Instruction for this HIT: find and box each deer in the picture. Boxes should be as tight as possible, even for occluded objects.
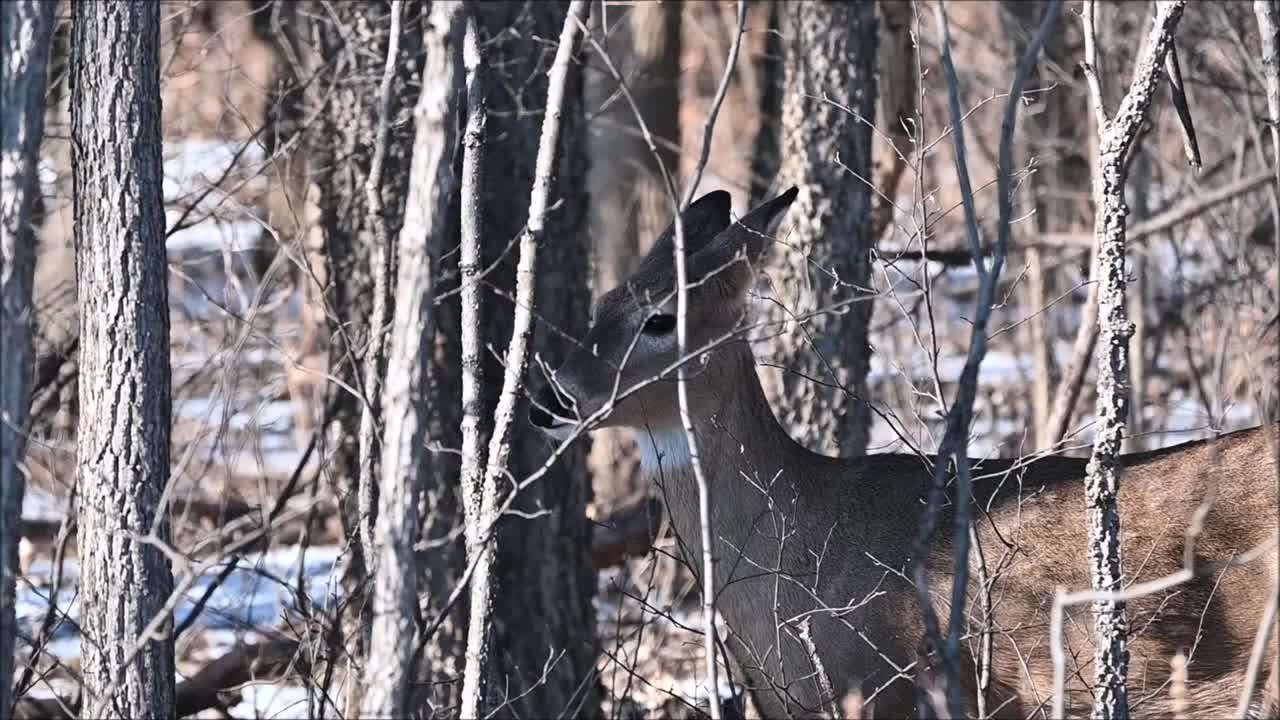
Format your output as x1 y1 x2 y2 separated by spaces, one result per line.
528 188 1280 718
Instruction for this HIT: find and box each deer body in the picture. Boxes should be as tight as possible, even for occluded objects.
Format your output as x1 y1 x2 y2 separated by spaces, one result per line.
531 189 1279 717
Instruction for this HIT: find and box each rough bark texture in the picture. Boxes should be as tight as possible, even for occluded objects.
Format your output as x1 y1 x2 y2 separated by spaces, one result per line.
759 1 879 457
0 3 55 717
70 2 176 716
361 3 465 717
470 2 598 715
1083 3 1186 717
585 0 682 512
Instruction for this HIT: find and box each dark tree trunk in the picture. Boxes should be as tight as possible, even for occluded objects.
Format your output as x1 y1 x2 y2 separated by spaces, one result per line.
470 2 599 715
1 3 56 717
758 1 879 457
70 2 175 716
749 0 783 205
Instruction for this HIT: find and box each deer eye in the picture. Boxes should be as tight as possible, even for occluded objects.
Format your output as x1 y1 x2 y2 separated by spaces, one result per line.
642 313 677 335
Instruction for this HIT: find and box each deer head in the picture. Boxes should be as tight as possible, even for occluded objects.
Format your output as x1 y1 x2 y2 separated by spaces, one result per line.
529 187 797 439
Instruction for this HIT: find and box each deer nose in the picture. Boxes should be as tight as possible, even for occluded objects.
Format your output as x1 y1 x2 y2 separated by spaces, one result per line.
529 384 572 429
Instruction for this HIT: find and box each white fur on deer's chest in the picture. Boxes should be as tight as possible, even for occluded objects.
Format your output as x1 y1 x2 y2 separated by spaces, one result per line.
635 427 692 477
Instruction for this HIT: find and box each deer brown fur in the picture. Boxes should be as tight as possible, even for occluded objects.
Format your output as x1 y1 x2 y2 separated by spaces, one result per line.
530 189 1280 718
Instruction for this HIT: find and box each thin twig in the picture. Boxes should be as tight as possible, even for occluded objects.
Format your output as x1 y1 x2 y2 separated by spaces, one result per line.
674 4 745 716
1235 577 1280 717
908 3 1060 716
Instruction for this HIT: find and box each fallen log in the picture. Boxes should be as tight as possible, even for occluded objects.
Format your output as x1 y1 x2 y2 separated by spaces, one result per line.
11 638 304 719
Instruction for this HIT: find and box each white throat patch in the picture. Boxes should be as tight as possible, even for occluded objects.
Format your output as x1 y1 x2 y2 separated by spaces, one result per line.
634 427 692 477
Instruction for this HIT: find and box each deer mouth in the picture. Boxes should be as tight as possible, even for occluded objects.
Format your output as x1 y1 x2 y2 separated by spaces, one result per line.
529 384 578 439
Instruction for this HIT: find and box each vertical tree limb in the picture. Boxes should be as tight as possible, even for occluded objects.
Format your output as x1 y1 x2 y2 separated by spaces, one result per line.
356 0 405 576
0 3 55 718
459 3 590 717
673 5 746 715
458 10 492 717
361 2 465 715
872 0 919 242
1078 2 1188 717
748 0 783 206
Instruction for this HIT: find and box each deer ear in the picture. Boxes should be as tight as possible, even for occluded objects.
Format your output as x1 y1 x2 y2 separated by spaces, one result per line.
689 186 797 295
637 190 732 274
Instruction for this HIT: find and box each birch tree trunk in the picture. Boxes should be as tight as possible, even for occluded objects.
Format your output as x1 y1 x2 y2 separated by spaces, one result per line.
0 3 55 717
758 0 879 457
71 2 175 716
361 2 465 717
468 2 598 715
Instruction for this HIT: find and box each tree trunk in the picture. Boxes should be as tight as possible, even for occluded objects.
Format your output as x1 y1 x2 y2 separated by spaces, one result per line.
307 3 424 710
70 2 175 716
470 2 598 715
758 1 879 457
362 3 466 716
0 3 56 717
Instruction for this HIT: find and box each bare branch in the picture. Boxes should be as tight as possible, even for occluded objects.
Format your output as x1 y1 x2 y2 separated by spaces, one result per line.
458 11 493 717
909 2 1059 716
1163 44 1201 170
356 0 403 603
1235 578 1280 717
674 5 745 717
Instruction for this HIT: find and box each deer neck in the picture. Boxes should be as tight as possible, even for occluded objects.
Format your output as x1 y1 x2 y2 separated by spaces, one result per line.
632 341 812 563
635 341 802 476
